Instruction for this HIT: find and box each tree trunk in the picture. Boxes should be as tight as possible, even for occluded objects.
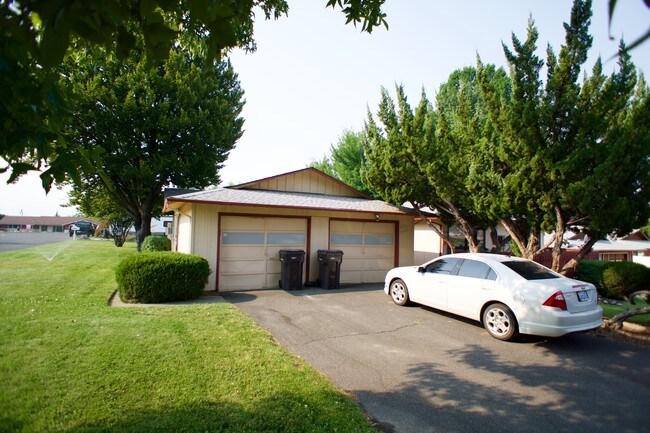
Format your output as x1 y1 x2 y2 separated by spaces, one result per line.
410 202 455 253
447 201 480 253
136 208 153 251
501 219 538 259
550 206 565 272
489 226 510 253
605 307 650 330
559 236 599 275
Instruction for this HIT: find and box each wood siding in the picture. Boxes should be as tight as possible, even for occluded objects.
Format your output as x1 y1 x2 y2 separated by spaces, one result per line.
244 170 360 197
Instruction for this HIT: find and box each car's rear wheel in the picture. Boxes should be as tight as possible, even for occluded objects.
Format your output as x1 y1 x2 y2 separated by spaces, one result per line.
483 303 518 341
390 279 410 306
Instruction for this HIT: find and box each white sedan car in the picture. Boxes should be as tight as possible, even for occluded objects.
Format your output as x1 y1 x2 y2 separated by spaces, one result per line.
384 253 602 341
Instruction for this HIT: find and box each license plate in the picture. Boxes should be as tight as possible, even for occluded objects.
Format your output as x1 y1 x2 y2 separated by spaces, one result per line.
577 290 589 302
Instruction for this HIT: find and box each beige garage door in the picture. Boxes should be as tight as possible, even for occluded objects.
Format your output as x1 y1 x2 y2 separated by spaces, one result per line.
219 216 307 291
330 220 395 284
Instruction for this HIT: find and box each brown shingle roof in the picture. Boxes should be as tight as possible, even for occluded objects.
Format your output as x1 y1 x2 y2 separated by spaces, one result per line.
0 216 97 226
166 188 413 215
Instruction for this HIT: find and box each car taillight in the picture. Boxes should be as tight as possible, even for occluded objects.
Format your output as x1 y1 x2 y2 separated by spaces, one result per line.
543 291 567 311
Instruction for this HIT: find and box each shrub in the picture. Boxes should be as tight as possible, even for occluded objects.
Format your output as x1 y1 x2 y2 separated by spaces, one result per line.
577 260 650 299
116 252 210 303
601 261 650 299
576 260 611 292
142 235 171 252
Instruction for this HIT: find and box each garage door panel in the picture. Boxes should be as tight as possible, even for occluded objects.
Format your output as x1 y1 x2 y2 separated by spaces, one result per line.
219 216 307 291
363 246 394 258
331 221 363 233
364 224 394 234
220 273 265 290
333 246 363 259
267 218 306 231
222 217 266 231
340 270 362 284
220 246 266 260
341 257 363 270
363 270 389 282
221 259 266 274
265 273 281 287
330 220 395 284
266 259 281 274
362 257 394 271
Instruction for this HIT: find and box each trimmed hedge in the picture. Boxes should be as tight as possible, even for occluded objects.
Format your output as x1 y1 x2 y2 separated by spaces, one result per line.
116 252 210 303
142 235 171 252
576 260 650 299
602 262 650 299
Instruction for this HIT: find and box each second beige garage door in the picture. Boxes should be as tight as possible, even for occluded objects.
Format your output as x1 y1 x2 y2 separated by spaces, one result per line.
219 216 307 291
330 220 396 284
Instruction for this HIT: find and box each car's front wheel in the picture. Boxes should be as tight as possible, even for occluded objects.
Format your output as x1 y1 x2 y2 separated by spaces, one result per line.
482 303 518 341
390 279 410 306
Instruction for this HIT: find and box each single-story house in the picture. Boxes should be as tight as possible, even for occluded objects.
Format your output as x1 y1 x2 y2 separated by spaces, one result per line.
163 168 416 291
0 215 98 233
565 230 650 266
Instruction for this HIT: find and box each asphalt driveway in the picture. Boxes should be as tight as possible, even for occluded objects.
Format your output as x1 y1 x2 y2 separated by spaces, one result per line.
222 285 650 433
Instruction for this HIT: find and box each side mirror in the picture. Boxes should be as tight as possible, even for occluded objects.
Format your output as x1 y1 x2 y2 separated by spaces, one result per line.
417 266 426 273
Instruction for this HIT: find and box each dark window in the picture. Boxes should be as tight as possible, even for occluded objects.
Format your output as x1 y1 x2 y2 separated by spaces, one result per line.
503 261 559 280
425 258 461 274
457 259 493 279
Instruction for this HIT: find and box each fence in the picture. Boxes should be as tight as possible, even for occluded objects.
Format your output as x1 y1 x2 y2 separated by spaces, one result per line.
533 250 600 277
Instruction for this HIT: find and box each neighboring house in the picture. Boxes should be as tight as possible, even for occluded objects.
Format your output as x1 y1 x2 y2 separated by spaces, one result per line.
0 215 98 233
414 218 512 263
163 168 416 291
414 216 445 264
591 232 650 268
565 230 650 267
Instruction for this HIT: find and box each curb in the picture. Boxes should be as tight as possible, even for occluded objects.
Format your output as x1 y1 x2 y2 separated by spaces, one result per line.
108 290 226 307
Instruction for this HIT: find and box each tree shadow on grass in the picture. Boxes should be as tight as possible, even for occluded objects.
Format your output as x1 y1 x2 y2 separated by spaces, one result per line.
42 390 378 433
354 338 650 433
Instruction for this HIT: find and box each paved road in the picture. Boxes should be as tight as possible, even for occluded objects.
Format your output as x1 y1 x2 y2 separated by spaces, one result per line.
0 231 71 252
223 286 650 433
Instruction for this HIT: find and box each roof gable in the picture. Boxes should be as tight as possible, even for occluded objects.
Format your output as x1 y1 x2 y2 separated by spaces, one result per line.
229 167 369 199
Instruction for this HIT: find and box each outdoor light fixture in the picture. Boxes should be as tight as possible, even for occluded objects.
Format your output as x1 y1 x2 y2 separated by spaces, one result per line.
375 213 381 221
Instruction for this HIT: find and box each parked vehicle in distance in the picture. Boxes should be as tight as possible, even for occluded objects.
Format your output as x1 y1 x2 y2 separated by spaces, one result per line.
70 221 96 237
384 253 602 341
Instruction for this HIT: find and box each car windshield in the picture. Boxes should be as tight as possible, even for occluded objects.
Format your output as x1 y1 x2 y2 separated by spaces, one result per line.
502 261 559 280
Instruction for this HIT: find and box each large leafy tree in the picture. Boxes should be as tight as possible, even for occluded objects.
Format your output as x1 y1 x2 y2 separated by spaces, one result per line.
1 0 387 187
310 129 374 196
61 46 244 250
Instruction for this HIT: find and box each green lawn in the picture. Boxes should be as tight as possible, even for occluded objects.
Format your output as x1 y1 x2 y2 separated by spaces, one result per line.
600 297 650 325
0 240 378 433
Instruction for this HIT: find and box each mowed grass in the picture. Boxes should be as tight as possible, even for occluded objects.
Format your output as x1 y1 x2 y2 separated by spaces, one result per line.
601 297 650 325
0 240 378 433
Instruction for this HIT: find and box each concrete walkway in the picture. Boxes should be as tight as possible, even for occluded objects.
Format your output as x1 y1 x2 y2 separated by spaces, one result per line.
108 290 226 307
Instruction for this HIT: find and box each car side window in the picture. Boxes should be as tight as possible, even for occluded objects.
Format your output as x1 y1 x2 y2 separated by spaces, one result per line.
425 258 460 274
456 259 496 280
486 269 497 281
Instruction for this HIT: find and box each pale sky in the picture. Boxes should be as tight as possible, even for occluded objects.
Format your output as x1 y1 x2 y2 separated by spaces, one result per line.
1 0 649 217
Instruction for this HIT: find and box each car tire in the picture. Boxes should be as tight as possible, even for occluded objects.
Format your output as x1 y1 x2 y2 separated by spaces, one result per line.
482 303 518 341
390 279 410 306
